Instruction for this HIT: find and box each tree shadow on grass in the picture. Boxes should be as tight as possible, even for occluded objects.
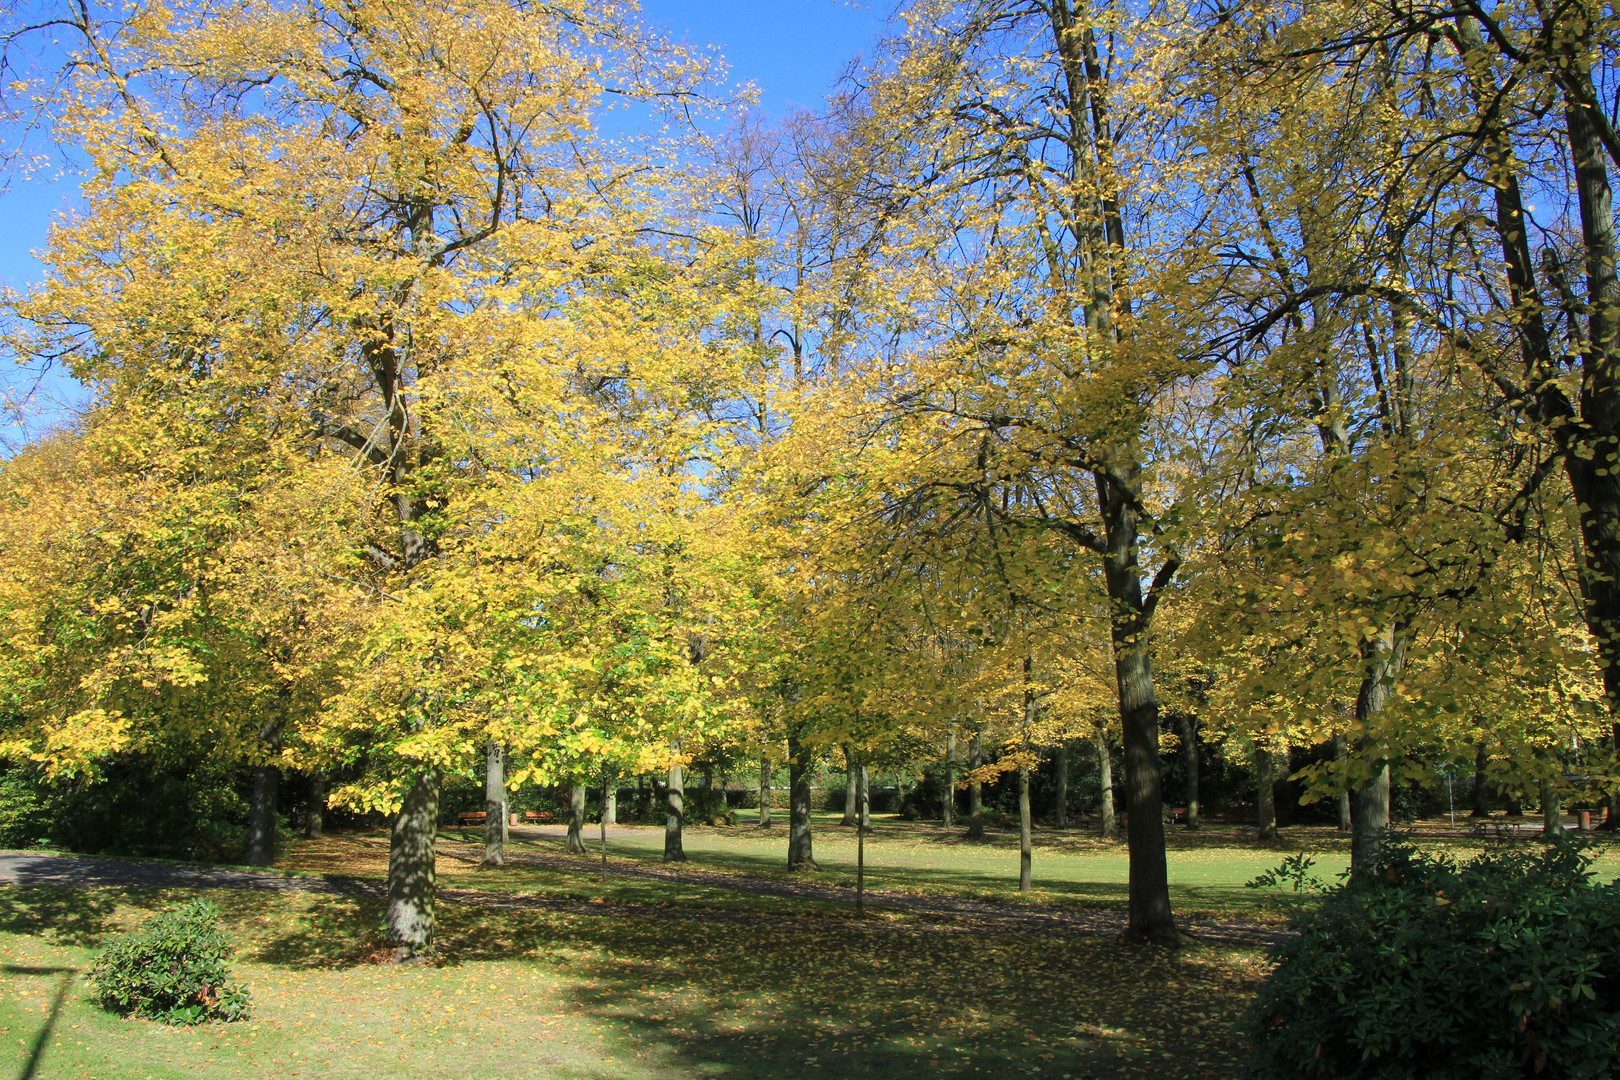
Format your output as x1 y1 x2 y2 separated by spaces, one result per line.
0 886 123 947
3 963 77 1080
577 842 1311 925
421 902 1264 1080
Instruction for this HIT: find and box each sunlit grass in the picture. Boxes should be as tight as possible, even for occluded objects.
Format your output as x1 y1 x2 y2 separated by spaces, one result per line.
0 882 1267 1080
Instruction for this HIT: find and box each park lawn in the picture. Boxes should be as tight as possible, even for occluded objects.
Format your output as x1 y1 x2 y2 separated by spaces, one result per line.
272 823 1322 922
572 814 1620 920
490 816 1352 922
0 881 1270 1080
279 833 855 917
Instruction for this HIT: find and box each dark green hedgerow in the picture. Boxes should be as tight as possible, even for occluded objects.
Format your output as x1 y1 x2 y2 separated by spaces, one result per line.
88 898 251 1025
1248 838 1620 1080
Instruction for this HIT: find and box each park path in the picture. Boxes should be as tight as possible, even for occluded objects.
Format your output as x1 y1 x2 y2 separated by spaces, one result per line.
0 844 1293 950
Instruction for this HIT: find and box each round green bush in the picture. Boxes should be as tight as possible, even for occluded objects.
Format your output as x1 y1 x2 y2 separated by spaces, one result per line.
88 899 251 1025
1248 838 1620 1079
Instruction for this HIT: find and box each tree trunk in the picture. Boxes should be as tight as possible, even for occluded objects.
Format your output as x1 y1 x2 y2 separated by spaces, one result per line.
1019 653 1035 892
567 784 586 854
966 732 985 838
1178 717 1199 830
663 761 686 862
1542 778 1563 836
304 771 325 840
786 732 817 870
483 742 506 866
758 749 773 828
855 763 868 916
1471 740 1492 818
1256 745 1277 840
858 763 870 831
1018 761 1032 892
386 768 439 960
1352 762 1392 872
1054 740 1070 828
245 713 283 868
1349 625 1409 876
604 779 617 827
1096 728 1116 839
841 747 858 826
600 768 611 881
1335 734 1352 833
942 733 957 828
1111 627 1175 942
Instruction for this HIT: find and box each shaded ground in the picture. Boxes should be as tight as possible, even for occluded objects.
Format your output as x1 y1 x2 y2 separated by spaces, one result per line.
0 847 1294 949
4 815 1602 1079
0 871 1269 1080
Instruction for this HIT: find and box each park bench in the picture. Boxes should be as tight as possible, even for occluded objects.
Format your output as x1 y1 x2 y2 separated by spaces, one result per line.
1170 806 1188 824
522 811 555 824
457 811 488 826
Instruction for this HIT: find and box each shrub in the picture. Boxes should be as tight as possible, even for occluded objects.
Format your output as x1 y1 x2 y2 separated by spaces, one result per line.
1248 837 1620 1079
88 899 251 1025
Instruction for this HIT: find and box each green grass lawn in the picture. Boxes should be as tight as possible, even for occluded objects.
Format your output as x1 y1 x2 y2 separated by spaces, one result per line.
583 813 1348 921
7 816 1613 1080
1 879 1268 1080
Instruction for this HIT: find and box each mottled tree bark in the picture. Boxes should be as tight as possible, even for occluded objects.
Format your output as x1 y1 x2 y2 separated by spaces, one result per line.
858 763 870 831
1018 761 1032 892
841 747 858 827
942 733 957 828
1256 745 1277 840
1178 717 1199 830
245 717 283 868
1542 779 1563 836
1019 654 1036 892
1352 763 1392 873
483 742 506 866
567 783 587 854
966 732 985 839
855 763 869 917
1335 734 1352 833
1350 625 1408 876
1096 729 1116 840
1471 740 1492 818
663 761 686 862
758 749 773 829
304 771 325 840
387 769 439 960
1112 631 1174 942
786 732 817 870
603 780 617 827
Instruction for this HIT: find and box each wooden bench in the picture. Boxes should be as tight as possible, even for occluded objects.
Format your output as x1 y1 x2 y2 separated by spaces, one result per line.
1170 806 1188 824
522 811 555 824
457 811 488 826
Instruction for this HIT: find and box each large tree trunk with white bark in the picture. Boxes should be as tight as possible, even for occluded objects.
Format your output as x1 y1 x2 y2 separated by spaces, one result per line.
387 769 439 961
483 742 506 866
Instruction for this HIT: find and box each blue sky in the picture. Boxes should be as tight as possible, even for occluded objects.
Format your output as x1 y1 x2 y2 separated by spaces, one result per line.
0 0 891 444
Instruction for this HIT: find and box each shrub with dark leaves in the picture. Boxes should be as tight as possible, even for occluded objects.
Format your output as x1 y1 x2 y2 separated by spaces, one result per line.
88 899 251 1025
1248 837 1620 1079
